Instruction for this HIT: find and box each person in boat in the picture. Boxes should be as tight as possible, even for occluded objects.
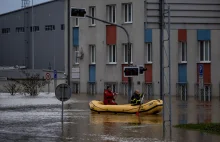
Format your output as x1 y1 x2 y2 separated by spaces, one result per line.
130 90 143 106
103 86 118 105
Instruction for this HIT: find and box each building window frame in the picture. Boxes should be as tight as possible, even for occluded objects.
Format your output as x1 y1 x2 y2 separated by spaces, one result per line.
74 46 79 64
89 6 96 26
90 45 96 64
179 41 187 63
199 40 211 63
123 43 133 64
75 18 79 27
122 3 133 23
146 43 152 63
106 5 116 24
107 45 117 64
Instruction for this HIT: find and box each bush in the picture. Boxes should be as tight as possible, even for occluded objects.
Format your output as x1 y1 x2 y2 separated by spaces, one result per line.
12 70 49 96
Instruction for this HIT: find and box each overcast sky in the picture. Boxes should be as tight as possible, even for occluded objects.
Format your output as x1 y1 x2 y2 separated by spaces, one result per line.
0 0 52 14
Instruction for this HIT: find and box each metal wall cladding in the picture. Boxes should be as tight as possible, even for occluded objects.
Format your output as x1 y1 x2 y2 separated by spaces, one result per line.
89 64 96 83
145 64 152 83
145 0 220 29
106 25 116 45
178 64 187 83
121 64 131 83
197 63 211 84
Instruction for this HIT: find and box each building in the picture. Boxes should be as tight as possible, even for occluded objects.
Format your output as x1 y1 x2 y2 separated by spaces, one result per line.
69 0 220 100
0 1 67 92
0 0 65 71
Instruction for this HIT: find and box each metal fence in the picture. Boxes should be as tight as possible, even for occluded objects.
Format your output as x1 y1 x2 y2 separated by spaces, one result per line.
176 83 188 101
194 83 212 101
119 82 134 96
104 82 118 93
87 82 97 95
72 81 80 94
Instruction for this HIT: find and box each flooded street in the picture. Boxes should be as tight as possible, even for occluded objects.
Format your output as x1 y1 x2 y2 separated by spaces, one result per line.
0 93 220 142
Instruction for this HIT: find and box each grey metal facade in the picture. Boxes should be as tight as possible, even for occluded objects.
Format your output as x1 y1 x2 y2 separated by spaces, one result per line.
0 1 65 71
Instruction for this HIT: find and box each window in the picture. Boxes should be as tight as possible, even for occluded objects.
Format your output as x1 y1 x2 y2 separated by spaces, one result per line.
106 5 116 23
30 26 40 32
16 27 25 33
179 42 187 62
199 41 211 62
74 46 79 64
2 28 10 34
124 43 133 63
75 18 79 27
90 45 96 64
146 43 152 63
45 25 55 31
108 45 117 64
89 6 96 26
122 3 132 23
104 82 118 93
61 24 65 30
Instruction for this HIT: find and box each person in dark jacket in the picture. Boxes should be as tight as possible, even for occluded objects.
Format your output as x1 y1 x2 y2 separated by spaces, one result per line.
130 90 143 106
103 86 118 105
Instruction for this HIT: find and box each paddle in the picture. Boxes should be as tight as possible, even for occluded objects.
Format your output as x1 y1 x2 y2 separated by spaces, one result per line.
136 93 144 116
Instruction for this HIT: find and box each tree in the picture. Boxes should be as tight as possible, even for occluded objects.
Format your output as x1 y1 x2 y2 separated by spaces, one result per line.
13 70 48 96
3 82 21 96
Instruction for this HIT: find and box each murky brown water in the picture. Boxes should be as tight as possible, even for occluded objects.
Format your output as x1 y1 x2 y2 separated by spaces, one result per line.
0 93 220 142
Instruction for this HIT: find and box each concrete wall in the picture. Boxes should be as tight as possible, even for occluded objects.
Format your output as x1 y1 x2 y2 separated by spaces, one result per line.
0 1 65 71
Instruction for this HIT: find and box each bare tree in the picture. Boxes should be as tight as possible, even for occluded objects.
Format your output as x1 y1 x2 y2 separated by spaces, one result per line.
13 70 48 96
3 82 21 96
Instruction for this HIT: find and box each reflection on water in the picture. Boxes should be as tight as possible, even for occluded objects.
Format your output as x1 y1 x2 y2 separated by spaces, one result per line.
0 93 220 142
90 113 163 125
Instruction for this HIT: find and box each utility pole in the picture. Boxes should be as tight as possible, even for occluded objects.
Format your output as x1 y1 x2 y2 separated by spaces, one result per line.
67 0 71 86
31 0 35 69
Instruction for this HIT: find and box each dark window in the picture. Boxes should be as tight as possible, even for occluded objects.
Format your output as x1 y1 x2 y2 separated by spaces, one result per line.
1 28 10 34
61 24 65 30
45 25 55 31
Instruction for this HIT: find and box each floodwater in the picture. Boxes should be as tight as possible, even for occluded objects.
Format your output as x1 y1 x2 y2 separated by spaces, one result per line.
0 93 220 142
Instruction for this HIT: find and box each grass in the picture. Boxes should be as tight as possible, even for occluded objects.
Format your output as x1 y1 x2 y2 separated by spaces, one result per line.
174 123 220 135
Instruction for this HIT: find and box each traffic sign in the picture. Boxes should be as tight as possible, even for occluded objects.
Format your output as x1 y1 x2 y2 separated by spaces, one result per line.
45 72 51 80
55 83 71 102
54 70 57 79
199 64 204 77
70 7 86 18
124 66 139 77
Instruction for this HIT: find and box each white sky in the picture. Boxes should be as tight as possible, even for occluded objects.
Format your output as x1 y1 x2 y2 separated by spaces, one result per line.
0 0 52 14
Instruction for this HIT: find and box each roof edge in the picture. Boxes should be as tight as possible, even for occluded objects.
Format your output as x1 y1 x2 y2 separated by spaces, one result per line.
0 0 59 17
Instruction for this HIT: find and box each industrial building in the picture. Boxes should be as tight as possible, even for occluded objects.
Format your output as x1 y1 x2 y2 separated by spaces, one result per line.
1 0 220 100
69 0 220 100
0 0 66 92
0 0 65 71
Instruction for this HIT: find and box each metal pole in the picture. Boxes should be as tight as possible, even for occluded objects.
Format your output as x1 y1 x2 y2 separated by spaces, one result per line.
67 0 71 85
32 0 35 69
62 87 64 125
128 43 132 103
85 15 131 103
168 5 172 135
160 0 165 135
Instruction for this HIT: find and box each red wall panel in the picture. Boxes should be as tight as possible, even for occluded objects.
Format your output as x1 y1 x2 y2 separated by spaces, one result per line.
122 64 128 82
106 25 116 45
178 29 187 42
197 63 211 84
145 64 152 83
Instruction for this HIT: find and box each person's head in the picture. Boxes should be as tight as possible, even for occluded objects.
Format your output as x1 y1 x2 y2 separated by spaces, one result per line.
135 89 140 94
107 86 112 91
